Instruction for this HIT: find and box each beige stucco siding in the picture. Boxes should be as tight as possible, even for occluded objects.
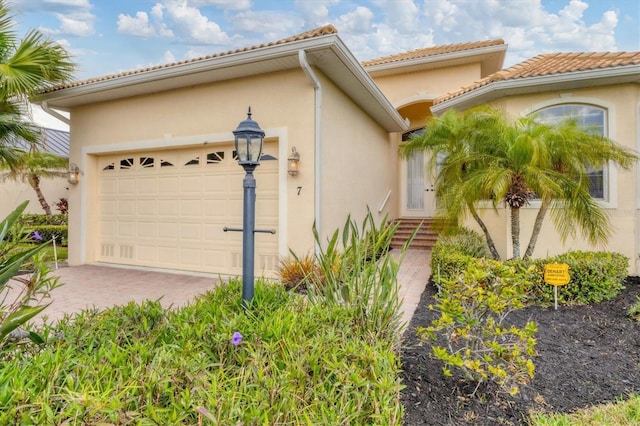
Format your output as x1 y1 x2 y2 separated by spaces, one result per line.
318 72 398 238
0 178 68 217
372 63 481 106
464 83 640 273
66 69 317 270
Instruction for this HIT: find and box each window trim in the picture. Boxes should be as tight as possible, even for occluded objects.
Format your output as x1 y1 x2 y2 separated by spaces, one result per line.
521 97 618 209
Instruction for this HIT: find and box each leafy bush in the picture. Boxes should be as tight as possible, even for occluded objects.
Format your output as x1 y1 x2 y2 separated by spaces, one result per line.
0 201 60 348
18 213 67 226
419 259 537 396
434 227 490 259
27 225 67 244
629 296 640 322
0 280 404 424
513 251 629 305
433 242 629 306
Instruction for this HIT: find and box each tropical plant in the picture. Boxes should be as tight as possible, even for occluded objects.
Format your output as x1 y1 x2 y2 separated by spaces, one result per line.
0 201 60 348
400 106 638 260
0 0 74 166
0 148 69 214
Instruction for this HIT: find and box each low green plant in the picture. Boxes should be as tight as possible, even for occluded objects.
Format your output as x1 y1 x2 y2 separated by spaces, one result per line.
517 251 629 305
629 296 640 322
419 259 537 396
0 201 60 348
18 213 68 226
433 227 490 259
529 394 640 425
303 210 408 346
0 280 404 424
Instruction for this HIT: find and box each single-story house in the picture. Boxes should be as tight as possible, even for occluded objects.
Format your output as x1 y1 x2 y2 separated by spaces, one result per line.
0 127 70 217
36 25 640 275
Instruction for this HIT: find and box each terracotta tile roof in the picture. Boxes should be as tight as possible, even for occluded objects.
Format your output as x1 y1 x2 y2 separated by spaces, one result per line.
435 51 640 105
43 25 338 93
361 39 505 67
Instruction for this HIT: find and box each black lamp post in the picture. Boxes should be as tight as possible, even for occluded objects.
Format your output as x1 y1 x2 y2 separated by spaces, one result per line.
233 107 265 308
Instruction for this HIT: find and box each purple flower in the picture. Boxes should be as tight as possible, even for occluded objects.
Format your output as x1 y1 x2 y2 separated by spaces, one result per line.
33 231 43 241
231 332 243 347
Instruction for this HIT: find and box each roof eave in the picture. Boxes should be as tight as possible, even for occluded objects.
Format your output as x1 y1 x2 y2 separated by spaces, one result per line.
364 44 507 77
431 65 640 115
37 33 407 133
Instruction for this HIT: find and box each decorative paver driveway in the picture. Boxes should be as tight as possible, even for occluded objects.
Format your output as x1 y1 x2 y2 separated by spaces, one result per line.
29 250 431 328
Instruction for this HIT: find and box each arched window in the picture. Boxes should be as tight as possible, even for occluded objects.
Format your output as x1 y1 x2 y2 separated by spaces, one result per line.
533 104 607 200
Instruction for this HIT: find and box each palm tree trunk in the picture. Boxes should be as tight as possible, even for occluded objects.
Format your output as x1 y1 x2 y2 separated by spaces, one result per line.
468 203 501 260
511 207 520 259
524 198 550 259
28 173 52 215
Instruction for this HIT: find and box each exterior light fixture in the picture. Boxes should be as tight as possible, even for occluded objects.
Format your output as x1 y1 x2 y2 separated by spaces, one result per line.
287 146 300 176
233 106 265 166
68 163 81 184
232 107 265 308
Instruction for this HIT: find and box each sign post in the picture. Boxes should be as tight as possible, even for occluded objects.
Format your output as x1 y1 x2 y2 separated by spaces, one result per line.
544 263 570 310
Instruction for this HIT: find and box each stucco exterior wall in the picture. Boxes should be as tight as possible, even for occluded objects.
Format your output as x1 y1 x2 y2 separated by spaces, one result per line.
318 72 399 240
66 69 317 267
464 83 640 274
371 63 481 106
0 178 68 217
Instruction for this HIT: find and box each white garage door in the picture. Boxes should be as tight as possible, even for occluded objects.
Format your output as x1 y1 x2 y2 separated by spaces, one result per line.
97 142 279 275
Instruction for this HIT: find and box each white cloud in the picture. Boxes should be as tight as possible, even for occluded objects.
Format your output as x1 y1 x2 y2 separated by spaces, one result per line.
117 7 174 38
294 0 339 26
233 10 303 36
189 0 251 10
55 13 93 36
336 6 375 34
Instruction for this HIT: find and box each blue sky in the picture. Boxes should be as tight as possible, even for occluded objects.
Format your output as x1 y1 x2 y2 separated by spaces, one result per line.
10 0 640 128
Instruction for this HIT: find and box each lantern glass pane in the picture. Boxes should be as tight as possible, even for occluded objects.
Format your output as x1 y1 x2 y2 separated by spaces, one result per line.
236 136 249 162
248 136 262 162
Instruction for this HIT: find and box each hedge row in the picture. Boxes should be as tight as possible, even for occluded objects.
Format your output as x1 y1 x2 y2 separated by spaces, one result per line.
27 225 67 245
18 214 67 226
431 236 628 305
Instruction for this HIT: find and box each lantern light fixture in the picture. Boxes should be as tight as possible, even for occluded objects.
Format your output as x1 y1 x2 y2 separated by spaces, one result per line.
287 147 300 176
68 163 81 184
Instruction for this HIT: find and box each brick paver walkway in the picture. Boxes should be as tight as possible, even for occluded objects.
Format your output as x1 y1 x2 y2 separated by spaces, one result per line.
24 250 431 330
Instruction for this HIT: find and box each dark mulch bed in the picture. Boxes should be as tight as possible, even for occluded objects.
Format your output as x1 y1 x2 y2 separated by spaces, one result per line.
400 277 640 425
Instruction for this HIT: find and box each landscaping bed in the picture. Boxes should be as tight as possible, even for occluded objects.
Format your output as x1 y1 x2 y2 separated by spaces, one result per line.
400 276 640 425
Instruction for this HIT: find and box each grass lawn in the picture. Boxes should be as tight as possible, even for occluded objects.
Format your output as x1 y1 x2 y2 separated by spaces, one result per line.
530 394 640 425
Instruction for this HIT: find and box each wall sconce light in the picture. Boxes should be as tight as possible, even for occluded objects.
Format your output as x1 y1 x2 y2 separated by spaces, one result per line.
287 147 300 176
68 163 81 184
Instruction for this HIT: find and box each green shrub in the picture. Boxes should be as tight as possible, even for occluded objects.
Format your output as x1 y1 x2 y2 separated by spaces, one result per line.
27 225 67 244
434 227 490 259
0 280 404 424
515 251 629 305
628 296 640 322
18 213 67 226
434 242 629 306
419 259 537 396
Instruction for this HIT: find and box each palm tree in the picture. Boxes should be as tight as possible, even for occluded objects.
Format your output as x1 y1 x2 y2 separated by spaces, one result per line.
0 146 68 215
400 106 637 260
0 0 74 165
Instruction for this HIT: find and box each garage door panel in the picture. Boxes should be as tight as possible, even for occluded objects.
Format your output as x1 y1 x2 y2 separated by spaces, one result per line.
158 222 178 239
180 223 202 241
136 222 156 238
203 175 229 192
158 200 179 216
118 200 136 216
138 200 156 216
158 176 180 193
100 179 117 194
97 143 279 275
118 178 137 194
138 178 157 194
118 221 136 238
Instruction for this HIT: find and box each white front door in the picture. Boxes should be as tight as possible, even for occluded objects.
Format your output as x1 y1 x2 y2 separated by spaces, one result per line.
402 151 434 217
